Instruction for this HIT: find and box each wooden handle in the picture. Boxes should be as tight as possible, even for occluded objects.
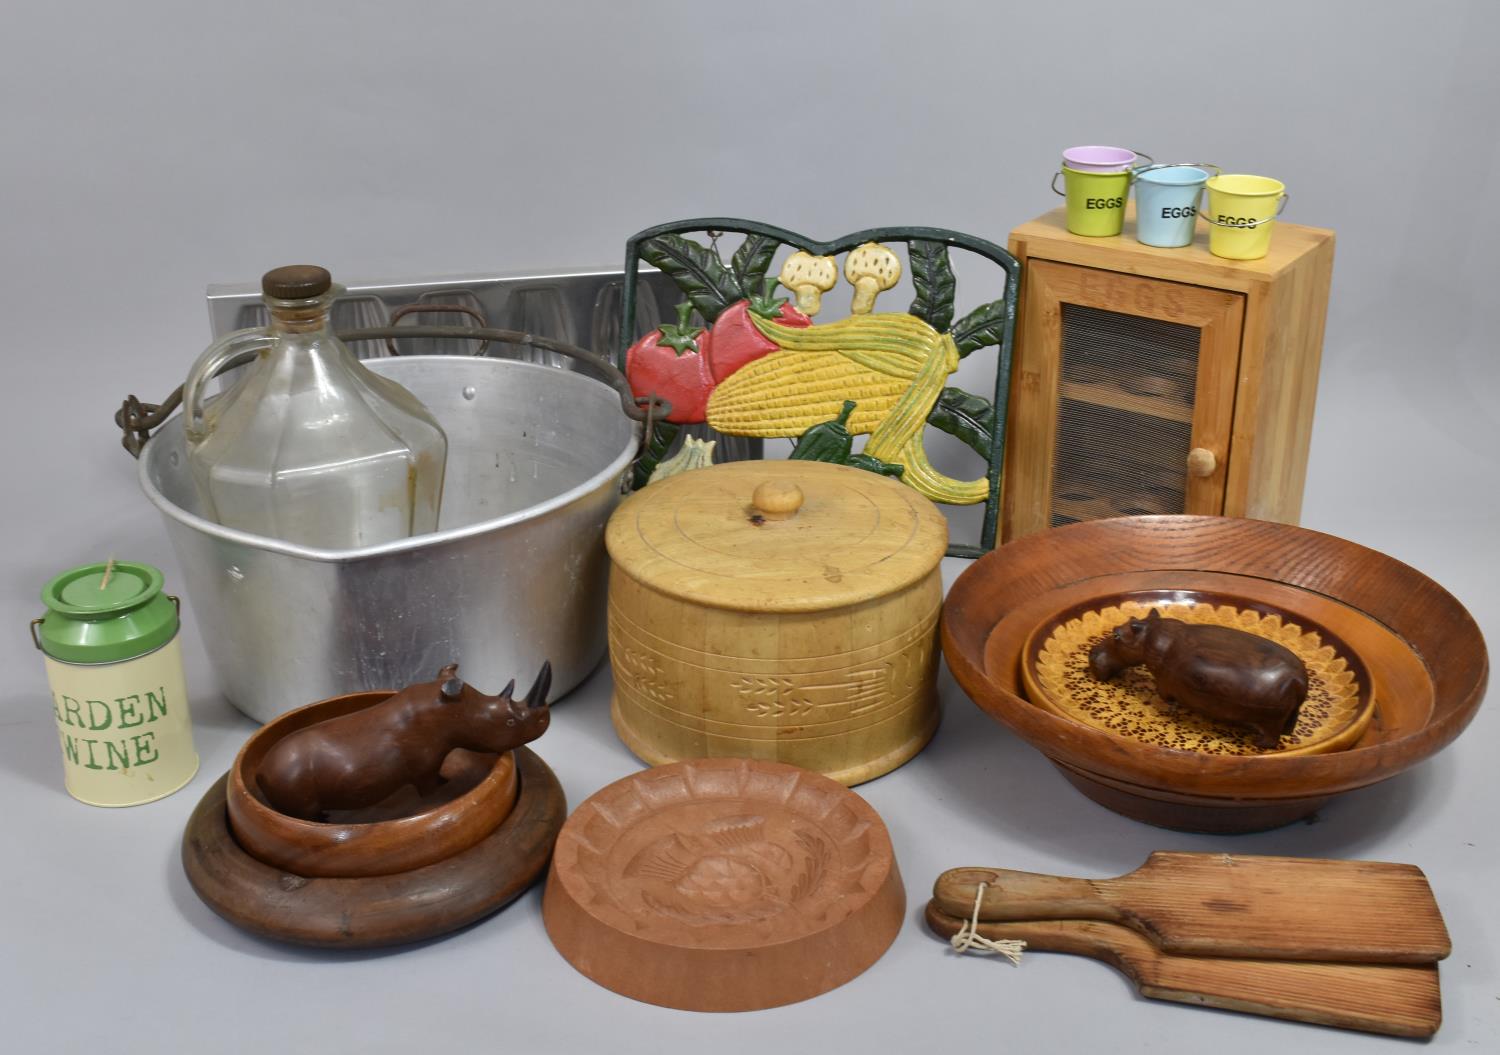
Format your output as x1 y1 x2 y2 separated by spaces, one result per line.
1186 447 1217 477
752 480 804 520
933 866 1115 924
924 901 1121 961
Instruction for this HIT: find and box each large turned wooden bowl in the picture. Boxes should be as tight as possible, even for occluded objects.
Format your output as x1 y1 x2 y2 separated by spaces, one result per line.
226 691 519 878
941 516 1488 832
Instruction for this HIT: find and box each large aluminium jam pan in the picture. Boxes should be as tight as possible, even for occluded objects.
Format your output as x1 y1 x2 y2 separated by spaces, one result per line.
138 355 638 723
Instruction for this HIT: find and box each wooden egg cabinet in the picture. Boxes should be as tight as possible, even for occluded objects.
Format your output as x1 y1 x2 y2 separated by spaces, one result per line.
1001 207 1335 540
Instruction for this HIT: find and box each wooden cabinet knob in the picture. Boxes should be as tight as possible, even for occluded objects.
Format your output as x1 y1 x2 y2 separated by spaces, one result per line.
752 481 804 520
1187 448 1218 478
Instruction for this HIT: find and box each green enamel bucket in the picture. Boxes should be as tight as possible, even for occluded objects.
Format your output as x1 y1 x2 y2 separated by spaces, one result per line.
1052 165 1131 237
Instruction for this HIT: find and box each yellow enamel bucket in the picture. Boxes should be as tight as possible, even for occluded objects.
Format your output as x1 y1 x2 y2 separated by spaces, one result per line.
1203 174 1288 260
1052 165 1132 237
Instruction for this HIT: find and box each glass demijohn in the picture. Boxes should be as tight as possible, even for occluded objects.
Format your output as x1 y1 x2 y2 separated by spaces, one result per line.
183 265 447 548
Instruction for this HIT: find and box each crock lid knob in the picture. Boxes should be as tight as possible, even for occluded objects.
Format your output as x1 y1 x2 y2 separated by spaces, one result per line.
752 481 804 521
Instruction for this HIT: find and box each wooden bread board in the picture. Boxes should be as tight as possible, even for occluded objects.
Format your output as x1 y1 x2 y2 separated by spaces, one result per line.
924 902 1440 1038
933 853 1449 964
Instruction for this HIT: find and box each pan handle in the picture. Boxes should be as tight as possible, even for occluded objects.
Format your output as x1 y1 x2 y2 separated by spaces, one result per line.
115 324 671 459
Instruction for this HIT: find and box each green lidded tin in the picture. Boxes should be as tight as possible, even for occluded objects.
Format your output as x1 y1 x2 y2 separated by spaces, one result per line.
32 560 198 807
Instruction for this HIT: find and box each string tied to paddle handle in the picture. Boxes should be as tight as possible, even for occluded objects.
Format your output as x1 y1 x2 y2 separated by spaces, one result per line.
949 881 1025 965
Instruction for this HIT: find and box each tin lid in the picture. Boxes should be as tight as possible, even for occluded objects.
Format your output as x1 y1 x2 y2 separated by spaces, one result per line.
606 460 947 612
36 561 178 664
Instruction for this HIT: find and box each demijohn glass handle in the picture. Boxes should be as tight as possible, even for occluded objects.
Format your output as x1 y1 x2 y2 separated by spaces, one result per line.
181 328 276 440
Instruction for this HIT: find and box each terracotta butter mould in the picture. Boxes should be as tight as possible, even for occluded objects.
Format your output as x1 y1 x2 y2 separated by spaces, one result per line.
543 757 904 1011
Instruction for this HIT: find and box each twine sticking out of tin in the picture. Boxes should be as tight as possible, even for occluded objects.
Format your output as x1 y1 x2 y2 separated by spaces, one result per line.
98 558 116 591
949 882 1026 965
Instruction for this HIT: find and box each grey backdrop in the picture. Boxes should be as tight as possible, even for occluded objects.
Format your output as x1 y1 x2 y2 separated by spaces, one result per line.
2 2 1496 1052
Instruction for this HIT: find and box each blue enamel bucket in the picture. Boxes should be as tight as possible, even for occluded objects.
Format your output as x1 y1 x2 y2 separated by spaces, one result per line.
1133 164 1218 248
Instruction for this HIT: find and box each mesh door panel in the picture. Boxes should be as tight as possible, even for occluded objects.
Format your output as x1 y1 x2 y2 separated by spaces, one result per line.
1052 304 1201 527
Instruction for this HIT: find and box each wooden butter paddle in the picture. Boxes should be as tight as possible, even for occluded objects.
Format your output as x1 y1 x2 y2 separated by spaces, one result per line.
924 902 1441 1038
933 853 1449 964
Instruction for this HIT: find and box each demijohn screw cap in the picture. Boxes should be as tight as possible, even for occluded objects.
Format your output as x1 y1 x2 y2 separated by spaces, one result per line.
262 265 332 299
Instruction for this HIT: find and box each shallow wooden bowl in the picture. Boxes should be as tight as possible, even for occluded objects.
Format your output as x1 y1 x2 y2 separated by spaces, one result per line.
227 691 518 878
543 757 904 1011
184 747 565 948
941 516 1488 832
1020 591 1376 758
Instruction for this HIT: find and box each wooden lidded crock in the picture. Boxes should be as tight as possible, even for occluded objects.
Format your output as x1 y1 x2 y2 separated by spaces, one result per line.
605 459 947 785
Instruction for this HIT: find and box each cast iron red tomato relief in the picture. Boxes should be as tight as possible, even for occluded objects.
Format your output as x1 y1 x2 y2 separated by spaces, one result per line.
705 277 811 383
626 302 715 424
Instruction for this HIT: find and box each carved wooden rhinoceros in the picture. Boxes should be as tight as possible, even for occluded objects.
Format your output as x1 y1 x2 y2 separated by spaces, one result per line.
256 661 551 820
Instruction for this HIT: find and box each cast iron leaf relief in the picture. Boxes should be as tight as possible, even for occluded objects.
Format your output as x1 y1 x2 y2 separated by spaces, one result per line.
949 295 1012 359
907 239 957 334
637 234 744 325
730 234 780 298
927 387 998 459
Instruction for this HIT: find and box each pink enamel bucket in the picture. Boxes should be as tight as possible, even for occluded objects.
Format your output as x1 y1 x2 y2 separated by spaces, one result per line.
1061 145 1152 174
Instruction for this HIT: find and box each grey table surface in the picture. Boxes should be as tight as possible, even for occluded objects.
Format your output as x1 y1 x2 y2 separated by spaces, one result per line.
3 374 1496 1054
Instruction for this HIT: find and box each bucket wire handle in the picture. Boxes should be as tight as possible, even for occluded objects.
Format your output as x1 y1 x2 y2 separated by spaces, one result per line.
1050 171 1066 196
1134 162 1220 178
1199 192 1289 228
1124 150 1156 179
117 325 671 458
29 617 44 651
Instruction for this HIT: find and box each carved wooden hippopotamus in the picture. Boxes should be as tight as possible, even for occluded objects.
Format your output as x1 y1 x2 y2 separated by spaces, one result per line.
1087 609 1308 749
256 661 552 820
